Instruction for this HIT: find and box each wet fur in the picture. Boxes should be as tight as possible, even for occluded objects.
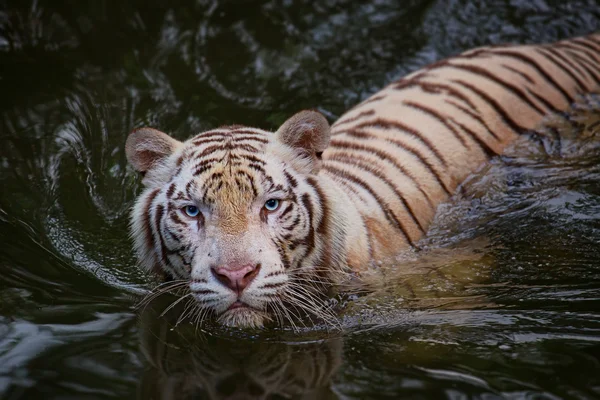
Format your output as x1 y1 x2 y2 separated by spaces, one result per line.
127 33 600 328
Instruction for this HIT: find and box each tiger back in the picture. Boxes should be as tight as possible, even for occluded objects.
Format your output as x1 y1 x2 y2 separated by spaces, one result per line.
326 33 600 262
126 33 600 329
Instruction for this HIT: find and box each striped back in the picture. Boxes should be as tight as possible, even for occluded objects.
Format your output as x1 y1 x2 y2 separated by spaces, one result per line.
322 33 600 260
127 33 600 329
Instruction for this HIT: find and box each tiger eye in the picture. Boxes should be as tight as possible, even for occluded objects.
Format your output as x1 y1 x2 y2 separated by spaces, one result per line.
264 199 280 212
184 205 200 217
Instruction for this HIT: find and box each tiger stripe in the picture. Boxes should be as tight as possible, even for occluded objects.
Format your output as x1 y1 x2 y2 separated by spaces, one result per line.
322 32 600 259
127 33 600 328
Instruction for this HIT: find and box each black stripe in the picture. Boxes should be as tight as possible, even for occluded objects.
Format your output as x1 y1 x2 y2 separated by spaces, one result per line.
450 118 498 157
264 270 285 278
534 47 586 93
192 131 230 143
193 142 260 160
442 113 498 158
574 37 600 53
306 177 331 235
242 154 266 165
403 100 469 147
544 46 594 89
172 191 185 201
329 136 453 195
446 99 502 142
559 41 600 63
525 87 560 113
274 239 292 269
501 63 535 84
353 118 449 167
393 79 422 91
154 203 179 279
261 174 276 192
279 203 294 219
329 176 370 203
166 183 177 198
287 214 301 231
143 189 161 260
256 282 286 290
246 163 266 175
232 135 269 144
191 289 218 295
328 150 438 208
326 156 428 232
558 47 600 87
490 49 575 104
283 170 298 188
233 131 269 143
185 181 196 198
447 63 548 116
193 162 215 176
322 164 414 245
300 193 316 258
176 151 189 167
451 78 526 133
154 204 169 262
229 129 268 136
411 80 503 141
236 170 259 198
305 178 335 270
192 156 221 165
194 144 227 159
169 211 186 226
333 109 376 128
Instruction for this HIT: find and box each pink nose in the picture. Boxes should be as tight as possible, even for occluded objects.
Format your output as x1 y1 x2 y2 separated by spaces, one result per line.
212 264 261 294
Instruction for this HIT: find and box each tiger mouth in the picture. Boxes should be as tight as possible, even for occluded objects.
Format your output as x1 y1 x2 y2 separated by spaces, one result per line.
227 300 249 311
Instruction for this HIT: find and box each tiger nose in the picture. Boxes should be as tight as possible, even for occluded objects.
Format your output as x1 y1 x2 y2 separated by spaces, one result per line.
212 264 261 294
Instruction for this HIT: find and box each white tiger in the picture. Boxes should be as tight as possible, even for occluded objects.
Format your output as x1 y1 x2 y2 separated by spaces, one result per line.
126 33 600 328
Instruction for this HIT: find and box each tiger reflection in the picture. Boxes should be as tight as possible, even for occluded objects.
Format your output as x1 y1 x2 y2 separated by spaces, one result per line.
137 298 342 400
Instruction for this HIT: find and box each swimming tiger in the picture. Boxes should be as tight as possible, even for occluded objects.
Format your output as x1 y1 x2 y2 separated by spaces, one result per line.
126 33 600 329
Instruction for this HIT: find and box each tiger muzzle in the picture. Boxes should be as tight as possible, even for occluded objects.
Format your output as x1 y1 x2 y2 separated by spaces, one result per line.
211 263 261 295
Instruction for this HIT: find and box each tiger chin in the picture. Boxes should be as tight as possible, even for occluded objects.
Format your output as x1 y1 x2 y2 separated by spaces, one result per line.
126 33 600 329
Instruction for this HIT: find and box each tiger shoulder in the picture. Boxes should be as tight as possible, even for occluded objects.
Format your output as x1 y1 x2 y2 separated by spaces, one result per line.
126 33 600 328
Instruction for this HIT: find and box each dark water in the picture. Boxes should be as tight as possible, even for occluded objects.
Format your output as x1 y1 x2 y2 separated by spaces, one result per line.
2 1 600 398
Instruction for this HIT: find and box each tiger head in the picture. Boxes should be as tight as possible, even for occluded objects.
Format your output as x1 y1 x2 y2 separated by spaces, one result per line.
126 111 350 329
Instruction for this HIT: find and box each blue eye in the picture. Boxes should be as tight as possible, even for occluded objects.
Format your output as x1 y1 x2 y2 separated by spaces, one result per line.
184 205 200 217
264 199 280 212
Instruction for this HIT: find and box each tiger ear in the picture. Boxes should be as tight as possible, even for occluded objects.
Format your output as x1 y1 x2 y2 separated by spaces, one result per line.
275 110 330 172
126 128 182 173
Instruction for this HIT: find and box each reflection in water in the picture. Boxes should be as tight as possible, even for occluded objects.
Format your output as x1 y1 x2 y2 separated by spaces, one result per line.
138 298 342 400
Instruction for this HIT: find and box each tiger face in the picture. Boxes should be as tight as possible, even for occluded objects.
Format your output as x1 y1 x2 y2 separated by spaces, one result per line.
126 111 348 328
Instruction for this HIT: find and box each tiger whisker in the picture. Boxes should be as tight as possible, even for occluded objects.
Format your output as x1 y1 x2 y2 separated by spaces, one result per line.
160 292 193 317
284 283 340 328
176 297 198 326
277 298 303 331
136 280 189 309
193 304 207 334
273 297 296 331
288 289 340 327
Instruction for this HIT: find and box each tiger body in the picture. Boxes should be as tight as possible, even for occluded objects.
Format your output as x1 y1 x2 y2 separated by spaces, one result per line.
127 33 600 328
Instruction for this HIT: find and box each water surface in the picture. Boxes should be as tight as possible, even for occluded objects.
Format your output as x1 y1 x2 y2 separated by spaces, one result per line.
1 1 600 398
